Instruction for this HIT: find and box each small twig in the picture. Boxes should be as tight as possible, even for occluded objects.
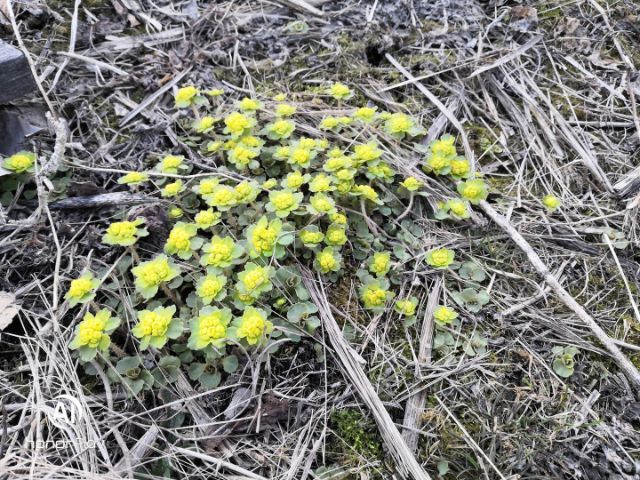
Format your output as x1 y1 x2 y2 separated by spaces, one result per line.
480 200 640 391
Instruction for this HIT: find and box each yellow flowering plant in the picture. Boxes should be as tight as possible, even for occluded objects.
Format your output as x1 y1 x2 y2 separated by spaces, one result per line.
201 236 244 269
69 310 120 361
229 307 274 346
236 263 274 301
194 208 221 230
433 305 458 325
426 248 456 269
132 305 183 350
131 254 181 299
267 189 303 218
359 276 394 312
3 151 36 174
368 251 391 277
175 86 203 108
164 222 202 259
65 272 100 307
328 82 353 101
74 84 503 402
188 307 232 350
458 179 488 204
102 218 148 246
394 297 418 317
118 171 149 186
161 180 186 198
542 194 561 211
246 216 291 259
159 155 186 174
195 272 228 304
314 247 342 274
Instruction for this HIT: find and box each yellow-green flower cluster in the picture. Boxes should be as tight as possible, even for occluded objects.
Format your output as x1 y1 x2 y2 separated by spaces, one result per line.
368 251 391 277
3 151 36 174
165 222 200 259
69 310 120 361
196 273 227 304
314 247 342 274
247 216 283 258
433 305 458 325
542 194 561 211
103 218 148 246
201 236 244 269
131 254 181 299
231 307 274 345
118 171 149 186
395 297 418 317
426 248 455 269
132 305 183 350
236 263 274 302
359 277 394 311
267 189 303 218
65 272 100 307
188 307 231 350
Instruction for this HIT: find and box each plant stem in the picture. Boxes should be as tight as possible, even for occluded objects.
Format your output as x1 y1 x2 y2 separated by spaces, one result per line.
161 283 184 308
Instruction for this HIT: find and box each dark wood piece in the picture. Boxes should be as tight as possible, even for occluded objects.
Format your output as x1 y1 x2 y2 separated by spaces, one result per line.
0 40 36 104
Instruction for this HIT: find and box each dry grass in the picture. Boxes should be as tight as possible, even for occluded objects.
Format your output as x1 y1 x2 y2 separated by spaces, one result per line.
1 0 640 479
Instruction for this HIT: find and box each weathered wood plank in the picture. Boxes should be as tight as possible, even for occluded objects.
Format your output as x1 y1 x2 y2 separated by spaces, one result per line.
0 40 36 103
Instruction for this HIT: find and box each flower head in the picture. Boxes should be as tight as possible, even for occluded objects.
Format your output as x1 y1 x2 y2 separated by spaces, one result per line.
457 179 488 204
433 305 458 325
275 103 297 117
429 136 457 159
201 236 244 269
132 305 182 350
204 185 238 211
231 307 274 345
161 180 185 198
194 116 216 133
234 181 260 204
69 309 120 361
238 97 262 112
227 144 259 170
423 154 451 176
328 82 352 101
118 171 149 185
401 176 422 191
196 273 228 304
282 170 309 190
324 223 347 246
267 189 302 218
207 88 224 97
103 218 148 246
165 222 199 259
359 277 394 311
351 184 381 204
169 207 183 219
247 216 283 258
384 113 414 138
395 298 418 317
131 254 181 299
188 307 231 350
368 251 391 277
353 106 378 123
3 151 36 174
194 208 221 229
450 158 471 179
352 142 382 164
425 248 455 269
65 272 100 307
236 263 274 300
314 247 342 274
308 193 337 216
193 177 220 196
266 119 295 140
542 194 561 211
288 146 314 169
224 111 256 138
309 173 334 193
175 86 200 108
299 226 324 247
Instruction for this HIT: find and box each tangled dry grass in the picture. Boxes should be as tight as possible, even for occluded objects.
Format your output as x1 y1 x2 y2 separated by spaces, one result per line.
1 0 640 479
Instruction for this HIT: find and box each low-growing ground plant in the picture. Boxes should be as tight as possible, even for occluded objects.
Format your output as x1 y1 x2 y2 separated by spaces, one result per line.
59 83 512 403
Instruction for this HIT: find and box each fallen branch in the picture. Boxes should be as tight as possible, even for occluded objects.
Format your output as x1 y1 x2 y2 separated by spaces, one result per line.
304 273 432 480
480 200 640 391
401 278 441 452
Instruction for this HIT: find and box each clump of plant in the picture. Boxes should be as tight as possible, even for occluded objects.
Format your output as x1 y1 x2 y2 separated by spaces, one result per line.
62 83 501 396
